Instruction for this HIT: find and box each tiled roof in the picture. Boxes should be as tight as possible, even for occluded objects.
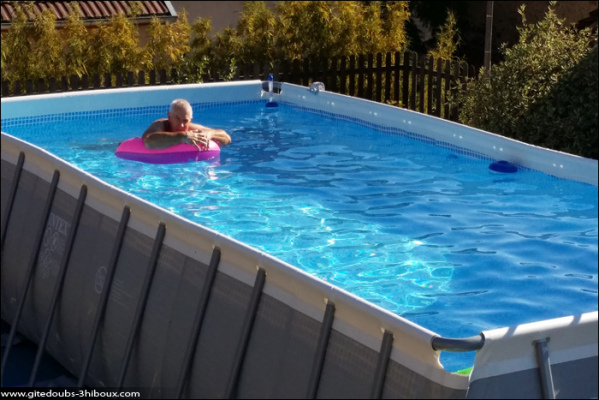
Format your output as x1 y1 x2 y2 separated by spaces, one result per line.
1 1 176 27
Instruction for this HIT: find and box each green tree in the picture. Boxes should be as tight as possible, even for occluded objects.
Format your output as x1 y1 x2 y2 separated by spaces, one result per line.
210 27 241 79
61 2 89 77
331 1 364 56
185 16 212 82
408 1 480 64
456 2 598 158
30 8 64 81
145 10 191 72
1 2 37 84
86 5 146 77
382 1 411 53
1 0 415 90
427 10 460 61
236 1 277 65
272 1 409 60
358 1 383 55
275 1 338 61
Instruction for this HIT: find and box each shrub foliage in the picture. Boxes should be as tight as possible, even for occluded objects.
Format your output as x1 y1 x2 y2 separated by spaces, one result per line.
456 3 598 159
1 1 415 83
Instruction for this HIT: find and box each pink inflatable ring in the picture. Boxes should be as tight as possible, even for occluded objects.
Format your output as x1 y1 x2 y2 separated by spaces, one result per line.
115 137 220 164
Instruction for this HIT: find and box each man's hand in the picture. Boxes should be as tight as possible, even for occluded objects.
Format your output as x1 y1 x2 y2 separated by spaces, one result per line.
186 129 212 150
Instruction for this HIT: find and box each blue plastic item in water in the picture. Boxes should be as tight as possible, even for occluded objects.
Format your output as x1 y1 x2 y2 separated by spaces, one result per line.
266 74 278 108
489 160 518 173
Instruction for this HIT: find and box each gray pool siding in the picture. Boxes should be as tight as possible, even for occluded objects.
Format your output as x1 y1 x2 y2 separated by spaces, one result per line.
1 138 467 398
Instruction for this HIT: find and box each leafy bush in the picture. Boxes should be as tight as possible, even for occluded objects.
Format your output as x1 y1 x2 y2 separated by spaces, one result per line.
1 1 413 86
2 0 462 97
145 10 190 73
427 11 460 61
456 2 598 159
274 1 410 61
516 46 597 159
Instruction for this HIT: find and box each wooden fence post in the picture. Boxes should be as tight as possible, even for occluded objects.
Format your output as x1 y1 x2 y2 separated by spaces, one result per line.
302 59 310 86
427 56 434 115
419 55 426 113
61 76 69 92
451 60 460 121
410 52 417 110
36 78 45 95
273 60 280 82
330 57 337 93
339 56 347 95
262 62 269 81
49 77 57 93
25 79 33 95
392 52 399 105
376 53 382 103
103 73 111 88
358 54 365 99
291 59 300 85
70 75 80 91
401 51 411 108
435 59 443 117
93 74 101 89
367 54 374 100
349 55 356 97
384 52 391 104
444 61 451 119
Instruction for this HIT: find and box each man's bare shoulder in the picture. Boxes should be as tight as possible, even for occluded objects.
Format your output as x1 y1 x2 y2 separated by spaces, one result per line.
144 119 168 134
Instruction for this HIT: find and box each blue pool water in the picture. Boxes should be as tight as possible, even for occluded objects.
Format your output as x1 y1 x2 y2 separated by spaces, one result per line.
3 101 598 372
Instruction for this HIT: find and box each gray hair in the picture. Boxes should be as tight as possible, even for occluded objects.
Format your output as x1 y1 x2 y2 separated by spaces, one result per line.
169 99 193 116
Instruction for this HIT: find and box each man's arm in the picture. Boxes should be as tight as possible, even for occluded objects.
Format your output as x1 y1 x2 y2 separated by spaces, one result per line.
142 120 187 149
189 123 232 146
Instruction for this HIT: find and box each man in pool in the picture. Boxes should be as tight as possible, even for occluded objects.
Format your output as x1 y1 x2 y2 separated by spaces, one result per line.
142 99 231 150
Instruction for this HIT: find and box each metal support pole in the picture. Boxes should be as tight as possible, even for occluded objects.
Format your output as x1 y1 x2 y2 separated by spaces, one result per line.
1 152 25 251
1 170 60 384
484 1 494 79
534 338 556 399
28 184 87 386
306 302 336 399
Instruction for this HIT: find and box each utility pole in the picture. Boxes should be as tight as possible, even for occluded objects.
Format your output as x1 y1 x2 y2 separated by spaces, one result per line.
484 1 494 80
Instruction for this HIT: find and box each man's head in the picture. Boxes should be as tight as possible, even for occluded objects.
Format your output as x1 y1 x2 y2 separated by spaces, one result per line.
167 99 193 132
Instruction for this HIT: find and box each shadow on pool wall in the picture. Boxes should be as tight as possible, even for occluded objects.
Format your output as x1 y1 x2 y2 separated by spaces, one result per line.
1 81 597 398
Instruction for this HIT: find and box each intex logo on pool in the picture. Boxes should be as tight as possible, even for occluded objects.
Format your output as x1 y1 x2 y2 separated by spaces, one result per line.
94 266 107 294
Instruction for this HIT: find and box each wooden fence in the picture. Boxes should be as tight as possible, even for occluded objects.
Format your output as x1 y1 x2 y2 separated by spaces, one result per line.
1 52 477 121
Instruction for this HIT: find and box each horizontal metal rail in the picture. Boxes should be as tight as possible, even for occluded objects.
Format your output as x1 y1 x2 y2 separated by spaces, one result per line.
431 334 485 352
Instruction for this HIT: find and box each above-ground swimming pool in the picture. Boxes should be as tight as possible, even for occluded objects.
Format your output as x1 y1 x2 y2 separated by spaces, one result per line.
3 95 597 372
1 81 597 397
